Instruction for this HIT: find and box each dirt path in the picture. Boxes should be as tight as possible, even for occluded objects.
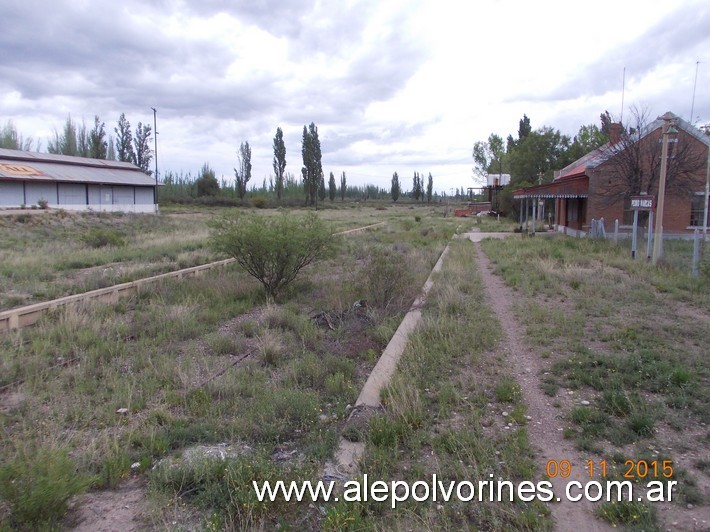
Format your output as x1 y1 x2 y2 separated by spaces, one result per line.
68 478 148 531
470 235 611 532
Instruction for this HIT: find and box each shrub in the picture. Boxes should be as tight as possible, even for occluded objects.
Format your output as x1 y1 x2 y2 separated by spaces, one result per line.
195 163 220 197
0 447 91 528
80 227 126 248
37 198 48 209
250 196 267 209
357 247 416 312
209 211 336 302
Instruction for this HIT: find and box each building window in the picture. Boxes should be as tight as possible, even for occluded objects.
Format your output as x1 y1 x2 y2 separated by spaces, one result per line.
567 199 578 222
690 194 710 227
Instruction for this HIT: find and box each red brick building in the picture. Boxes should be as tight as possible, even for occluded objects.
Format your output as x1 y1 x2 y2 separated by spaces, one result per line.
514 112 709 236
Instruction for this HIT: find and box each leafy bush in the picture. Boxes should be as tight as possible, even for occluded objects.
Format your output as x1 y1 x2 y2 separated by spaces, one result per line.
80 227 126 248
0 447 91 528
209 211 336 301
250 196 267 209
195 163 220 197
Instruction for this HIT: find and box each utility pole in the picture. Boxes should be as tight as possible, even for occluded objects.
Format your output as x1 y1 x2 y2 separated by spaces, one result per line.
703 138 709 248
652 114 678 265
151 107 158 209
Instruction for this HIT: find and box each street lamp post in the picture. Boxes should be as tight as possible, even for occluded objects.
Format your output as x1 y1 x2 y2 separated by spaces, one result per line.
651 114 678 265
151 107 158 210
703 141 709 245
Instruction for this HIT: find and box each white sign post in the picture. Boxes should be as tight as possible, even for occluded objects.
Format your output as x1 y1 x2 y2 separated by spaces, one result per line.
630 195 655 260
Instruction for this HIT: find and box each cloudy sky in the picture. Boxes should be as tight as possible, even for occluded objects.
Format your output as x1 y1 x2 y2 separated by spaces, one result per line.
2 0 709 193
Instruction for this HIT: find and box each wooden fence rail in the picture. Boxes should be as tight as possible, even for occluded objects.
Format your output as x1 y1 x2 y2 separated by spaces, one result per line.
0 259 236 333
0 221 386 333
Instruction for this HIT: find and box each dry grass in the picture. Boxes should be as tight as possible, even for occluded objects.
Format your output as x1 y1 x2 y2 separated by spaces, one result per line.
0 204 462 529
481 234 710 527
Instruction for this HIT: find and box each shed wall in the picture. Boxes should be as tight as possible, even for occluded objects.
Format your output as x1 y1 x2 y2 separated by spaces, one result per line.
135 187 154 204
0 182 24 205
25 183 57 206
58 183 87 205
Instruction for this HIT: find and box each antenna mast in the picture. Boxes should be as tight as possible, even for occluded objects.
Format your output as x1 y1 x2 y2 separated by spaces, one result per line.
620 67 626 124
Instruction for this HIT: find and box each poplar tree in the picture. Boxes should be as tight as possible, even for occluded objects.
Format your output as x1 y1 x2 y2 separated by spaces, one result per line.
77 120 89 157
273 127 286 201
234 141 252 199
133 122 153 174
391 171 400 202
0 120 35 150
427 173 433 202
301 123 322 205
88 116 108 159
318 173 326 202
328 171 336 201
48 114 78 155
340 171 346 201
114 113 135 163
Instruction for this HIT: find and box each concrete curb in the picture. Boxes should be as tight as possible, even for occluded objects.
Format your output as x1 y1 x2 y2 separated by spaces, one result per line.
325 238 453 479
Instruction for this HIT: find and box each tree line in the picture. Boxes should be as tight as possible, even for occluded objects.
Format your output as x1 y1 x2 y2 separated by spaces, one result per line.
182 121 441 207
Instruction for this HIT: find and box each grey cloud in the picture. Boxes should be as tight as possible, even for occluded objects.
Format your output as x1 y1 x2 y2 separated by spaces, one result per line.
179 0 377 54
2 0 425 140
511 3 710 103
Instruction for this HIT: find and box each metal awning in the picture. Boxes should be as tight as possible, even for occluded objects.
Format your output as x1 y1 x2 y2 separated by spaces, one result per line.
513 176 588 199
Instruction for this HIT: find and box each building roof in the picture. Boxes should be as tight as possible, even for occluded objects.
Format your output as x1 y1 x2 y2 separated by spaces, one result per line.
554 111 710 181
0 148 156 186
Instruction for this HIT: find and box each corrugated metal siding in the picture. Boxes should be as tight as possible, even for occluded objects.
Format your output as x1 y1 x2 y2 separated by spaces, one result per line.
135 187 154 205
0 182 24 205
58 183 87 205
101 186 113 204
25 183 57 206
113 186 134 205
88 185 101 205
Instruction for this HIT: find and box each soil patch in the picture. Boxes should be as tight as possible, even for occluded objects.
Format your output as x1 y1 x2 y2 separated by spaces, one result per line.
67 477 149 532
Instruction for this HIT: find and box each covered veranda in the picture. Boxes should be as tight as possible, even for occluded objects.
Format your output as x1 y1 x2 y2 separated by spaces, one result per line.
512 175 589 235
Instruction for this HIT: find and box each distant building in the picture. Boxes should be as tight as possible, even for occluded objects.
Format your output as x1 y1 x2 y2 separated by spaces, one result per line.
0 148 157 213
513 112 709 236
486 173 510 187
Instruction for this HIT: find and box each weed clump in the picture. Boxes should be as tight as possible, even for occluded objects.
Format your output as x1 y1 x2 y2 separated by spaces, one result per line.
80 227 126 248
357 247 416 313
0 447 91 528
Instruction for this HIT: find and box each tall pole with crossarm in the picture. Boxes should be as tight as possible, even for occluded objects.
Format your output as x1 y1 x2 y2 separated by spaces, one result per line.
652 113 678 265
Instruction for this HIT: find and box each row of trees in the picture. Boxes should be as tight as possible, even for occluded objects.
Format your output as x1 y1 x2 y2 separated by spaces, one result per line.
202 121 422 206
391 171 434 202
0 115 153 175
168 164 419 205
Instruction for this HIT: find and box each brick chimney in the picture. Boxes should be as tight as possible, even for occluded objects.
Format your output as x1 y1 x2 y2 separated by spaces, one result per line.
609 123 622 145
